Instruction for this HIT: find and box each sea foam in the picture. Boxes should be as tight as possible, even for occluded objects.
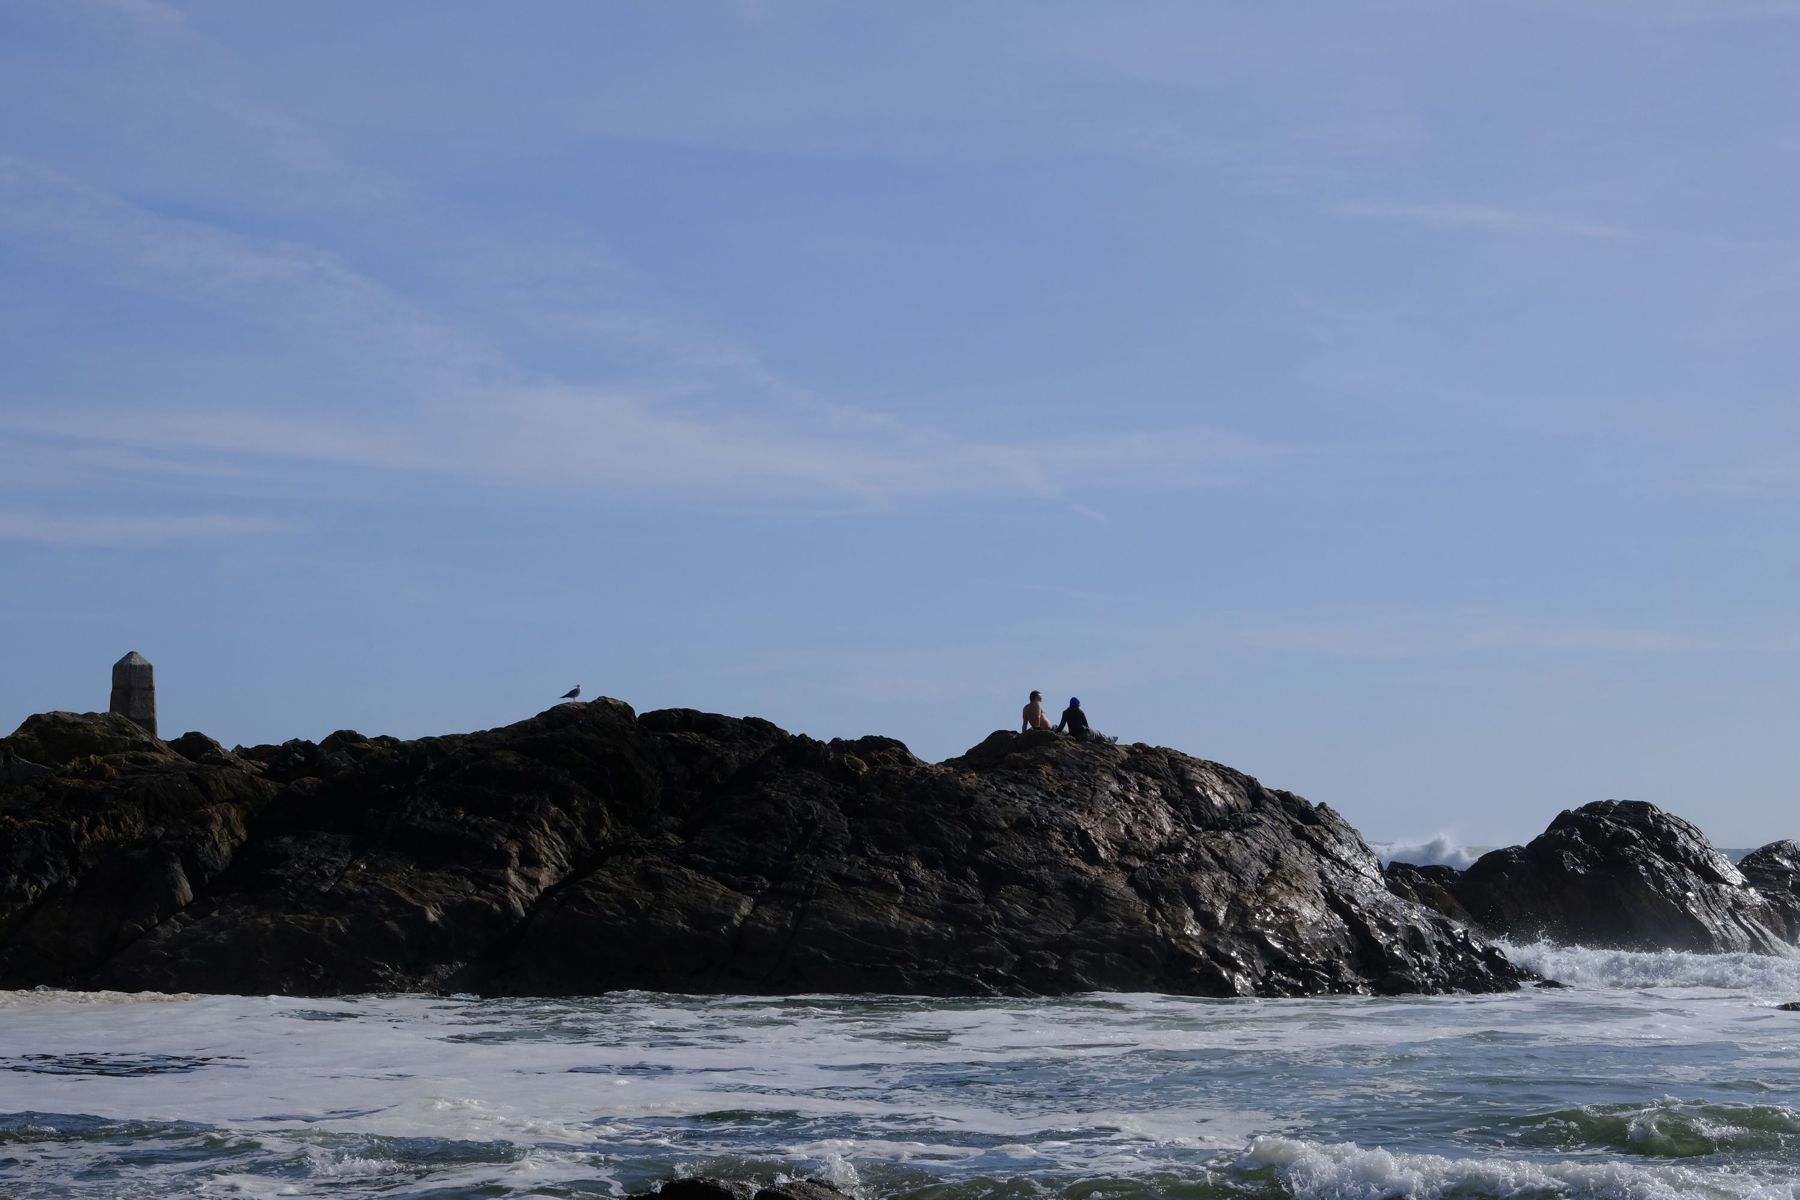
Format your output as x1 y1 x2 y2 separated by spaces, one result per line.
1370 834 1478 869
1502 941 1800 995
1240 1135 1800 1200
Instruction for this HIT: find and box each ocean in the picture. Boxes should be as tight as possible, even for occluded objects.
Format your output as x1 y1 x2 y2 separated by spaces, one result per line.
3 942 1799 1200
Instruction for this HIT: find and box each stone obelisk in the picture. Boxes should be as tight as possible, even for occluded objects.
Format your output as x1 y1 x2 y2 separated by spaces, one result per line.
110 651 157 737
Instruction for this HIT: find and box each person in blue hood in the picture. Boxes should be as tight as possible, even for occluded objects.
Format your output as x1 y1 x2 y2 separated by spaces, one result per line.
1056 696 1090 740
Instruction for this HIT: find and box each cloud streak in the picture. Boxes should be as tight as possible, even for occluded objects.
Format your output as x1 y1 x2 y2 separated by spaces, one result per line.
0 157 487 385
1334 201 1630 240
7 390 1276 506
0 156 1280 508
89 0 185 31
1231 607 1706 658
0 510 283 547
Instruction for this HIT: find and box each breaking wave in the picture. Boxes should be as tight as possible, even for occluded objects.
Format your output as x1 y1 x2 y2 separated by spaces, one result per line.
1371 834 1479 870
1236 1135 1800 1200
1502 940 1800 994
1506 1099 1800 1159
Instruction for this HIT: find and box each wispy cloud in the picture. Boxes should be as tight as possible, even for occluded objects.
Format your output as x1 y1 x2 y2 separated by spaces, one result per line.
0 434 257 488
0 510 283 547
6 389 1275 506
1232 607 1704 658
1334 201 1630 240
0 156 1280 507
75 0 389 207
1510 0 1800 24
88 0 185 32
0 157 484 385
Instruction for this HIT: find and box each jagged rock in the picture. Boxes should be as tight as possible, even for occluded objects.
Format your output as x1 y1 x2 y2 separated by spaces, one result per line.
0 747 53 785
754 1183 856 1200
1741 840 1800 937
0 716 273 987
167 731 257 771
629 1180 853 1200
1741 840 1800 897
1395 801 1795 954
0 707 1531 998
5 711 170 767
238 738 326 784
631 1180 757 1200
1384 863 1476 927
499 726 1525 998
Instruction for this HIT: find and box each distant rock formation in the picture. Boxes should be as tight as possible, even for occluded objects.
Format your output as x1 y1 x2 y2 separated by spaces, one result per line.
0 703 1529 998
1386 801 1799 954
1739 840 1800 938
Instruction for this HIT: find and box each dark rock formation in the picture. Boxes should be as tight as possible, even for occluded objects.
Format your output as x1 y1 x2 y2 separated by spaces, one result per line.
1383 863 1475 928
1386 801 1797 954
0 712 272 987
631 1179 854 1200
1741 840 1800 937
1742 840 1800 892
0 703 1530 998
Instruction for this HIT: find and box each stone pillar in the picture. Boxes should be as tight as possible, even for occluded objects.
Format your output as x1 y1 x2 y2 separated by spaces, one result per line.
110 651 157 737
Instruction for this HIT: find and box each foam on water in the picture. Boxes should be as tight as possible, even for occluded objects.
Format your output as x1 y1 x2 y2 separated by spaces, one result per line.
1504 940 1800 994
1370 834 1479 870
1240 1135 1800 1200
0 987 201 1009
1506 1098 1800 1157
2 958 1799 1199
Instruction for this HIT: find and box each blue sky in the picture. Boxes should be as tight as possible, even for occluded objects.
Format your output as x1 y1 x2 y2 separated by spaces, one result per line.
4 1 1799 847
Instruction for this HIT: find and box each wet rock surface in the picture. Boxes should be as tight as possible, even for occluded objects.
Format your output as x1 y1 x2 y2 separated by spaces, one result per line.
0 703 1531 997
630 1179 854 1200
1386 801 1798 954
1740 840 1800 935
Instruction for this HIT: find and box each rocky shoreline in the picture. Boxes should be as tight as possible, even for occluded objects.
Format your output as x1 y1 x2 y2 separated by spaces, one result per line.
1 701 1794 999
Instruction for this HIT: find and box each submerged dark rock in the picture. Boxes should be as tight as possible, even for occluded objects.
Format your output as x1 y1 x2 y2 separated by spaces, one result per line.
1387 801 1796 954
0 703 1530 998
630 1180 854 1200
633 1180 757 1200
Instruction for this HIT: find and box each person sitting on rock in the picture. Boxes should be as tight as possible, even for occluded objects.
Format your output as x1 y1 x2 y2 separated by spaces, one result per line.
1056 697 1090 740
1022 690 1052 732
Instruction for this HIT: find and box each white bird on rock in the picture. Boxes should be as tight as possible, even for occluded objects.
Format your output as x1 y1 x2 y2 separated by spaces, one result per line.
560 685 581 700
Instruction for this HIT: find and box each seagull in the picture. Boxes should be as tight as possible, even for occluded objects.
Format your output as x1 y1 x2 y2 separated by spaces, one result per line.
561 685 581 700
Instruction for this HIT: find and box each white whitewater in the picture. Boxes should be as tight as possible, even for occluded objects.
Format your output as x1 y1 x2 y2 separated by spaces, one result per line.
3 944 1799 1198
1370 834 1481 870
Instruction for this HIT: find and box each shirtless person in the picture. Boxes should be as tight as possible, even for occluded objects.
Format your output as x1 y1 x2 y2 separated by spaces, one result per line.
1021 690 1052 732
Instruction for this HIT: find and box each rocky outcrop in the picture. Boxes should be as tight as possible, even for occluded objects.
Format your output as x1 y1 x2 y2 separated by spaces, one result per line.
1386 801 1798 954
1383 863 1475 927
0 703 1530 998
0 712 273 986
630 1179 854 1200
1741 840 1800 936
